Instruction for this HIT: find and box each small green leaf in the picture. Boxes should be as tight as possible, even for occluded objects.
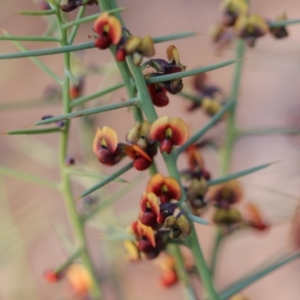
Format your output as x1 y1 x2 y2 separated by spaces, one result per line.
269 18 300 28
34 98 138 125
78 162 133 200
208 162 276 186
65 69 79 85
71 82 124 108
83 173 145 222
4 127 61 135
66 168 128 183
19 9 56 16
187 213 210 225
152 31 198 43
63 7 126 29
146 60 236 84
0 42 95 60
0 35 60 42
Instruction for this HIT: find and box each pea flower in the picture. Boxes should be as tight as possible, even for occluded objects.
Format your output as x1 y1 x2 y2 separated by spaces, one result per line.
146 173 181 203
219 0 248 27
44 270 61 283
202 97 222 116
93 12 122 50
60 0 97 12
92 126 126 165
124 221 166 260
139 192 160 228
269 13 288 39
186 178 209 213
157 254 178 288
123 36 155 65
208 180 243 209
164 214 191 239
150 116 189 154
234 14 269 47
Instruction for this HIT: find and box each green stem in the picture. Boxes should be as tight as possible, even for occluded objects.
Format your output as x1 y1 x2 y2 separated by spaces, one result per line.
168 244 198 300
71 82 124 108
221 40 245 176
54 248 83 274
188 224 220 300
35 98 138 125
175 99 234 157
4 127 62 135
209 228 224 279
219 251 300 300
56 5 102 299
238 127 300 137
0 35 60 42
68 6 86 44
3 30 62 83
79 162 133 199
19 9 56 16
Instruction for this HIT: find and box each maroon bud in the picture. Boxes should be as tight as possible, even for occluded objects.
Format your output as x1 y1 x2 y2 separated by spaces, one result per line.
116 48 126 61
65 157 75 166
141 211 157 227
160 139 173 154
41 115 54 120
133 157 152 171
152 90 169 107
44 270 60 283
95 35 112 50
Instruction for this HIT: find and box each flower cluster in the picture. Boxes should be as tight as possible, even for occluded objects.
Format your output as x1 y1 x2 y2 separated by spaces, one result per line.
93 13 155 65
93 117 188 169
60 0 97 12
144 45 186 107
182 147 268 232
210 0 289 51
124 174 191 261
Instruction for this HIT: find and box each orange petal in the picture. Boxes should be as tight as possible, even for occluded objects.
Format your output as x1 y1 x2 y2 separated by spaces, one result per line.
140 191 160 216
164 177 181 200
132 144 152 161
245 203 269 231
93 12 109 33
146 173 165 195
92 128 103 155
125 145 136 159
166 45 180 65
137 221 156 247
169 117 189 145
101 126 118 152
150 116 170 142
107 15 122 44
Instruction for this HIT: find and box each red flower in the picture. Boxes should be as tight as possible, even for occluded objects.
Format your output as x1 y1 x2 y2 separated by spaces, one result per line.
93 12 122 49
150 116 189 154
146 173 181 203
92 127 125 165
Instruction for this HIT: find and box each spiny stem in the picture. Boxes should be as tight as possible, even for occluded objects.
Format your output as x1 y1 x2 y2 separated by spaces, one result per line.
209 228 224 279
55 4 102 298
238 127 300 137
70 83 124 107
220 40 245 176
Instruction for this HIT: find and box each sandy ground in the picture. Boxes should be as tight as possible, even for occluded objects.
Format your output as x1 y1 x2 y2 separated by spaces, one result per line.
1 0 300 299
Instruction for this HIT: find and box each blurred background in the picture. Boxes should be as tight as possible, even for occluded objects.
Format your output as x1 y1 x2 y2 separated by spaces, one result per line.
1 0 300 299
